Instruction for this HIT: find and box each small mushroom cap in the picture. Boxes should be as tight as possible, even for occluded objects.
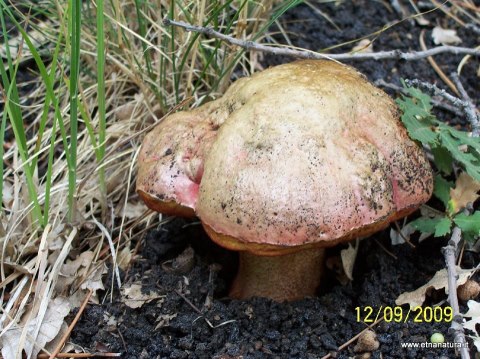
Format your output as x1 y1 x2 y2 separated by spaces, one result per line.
195 60 433 250
137 101 224 216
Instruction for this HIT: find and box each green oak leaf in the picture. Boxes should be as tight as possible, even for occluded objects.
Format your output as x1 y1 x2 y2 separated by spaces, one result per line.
396 95 438 144
410 216 447 236
433 217 453 237
438 129 480 182
453 211 480 238
431 146 453 175
433 175 454 208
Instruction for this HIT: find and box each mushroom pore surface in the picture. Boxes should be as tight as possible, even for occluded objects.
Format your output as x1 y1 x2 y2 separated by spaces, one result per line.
137 60 433 251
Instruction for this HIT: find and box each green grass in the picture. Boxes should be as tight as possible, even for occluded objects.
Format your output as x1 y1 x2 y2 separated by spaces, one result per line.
67 0 81 221
0 0 301 229
0 3 303 350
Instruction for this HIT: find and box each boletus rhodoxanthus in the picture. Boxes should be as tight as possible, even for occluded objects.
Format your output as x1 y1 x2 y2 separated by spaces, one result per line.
137 60 433 302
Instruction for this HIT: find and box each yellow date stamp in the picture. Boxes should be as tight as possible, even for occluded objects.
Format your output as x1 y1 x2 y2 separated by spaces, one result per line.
355 306 453 323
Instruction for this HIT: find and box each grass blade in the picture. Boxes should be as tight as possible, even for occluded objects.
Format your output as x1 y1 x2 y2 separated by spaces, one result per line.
67 0 81 221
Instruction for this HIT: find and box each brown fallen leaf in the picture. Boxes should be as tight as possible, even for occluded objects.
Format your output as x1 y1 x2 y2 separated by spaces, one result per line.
432 26 462 46
155 313 177 330
0 297 71 359
463 299 480 333
395 267 476 308
121 282 165 309
449 172 480 214
340 241 359 281
351 39 373 53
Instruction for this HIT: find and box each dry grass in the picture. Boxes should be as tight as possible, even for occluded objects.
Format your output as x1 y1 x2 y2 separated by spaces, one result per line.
0 0 297 356
1 0 478 356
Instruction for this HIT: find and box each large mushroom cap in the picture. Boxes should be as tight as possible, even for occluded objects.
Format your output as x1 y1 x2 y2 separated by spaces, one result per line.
137 60 434 300
195 60 433 253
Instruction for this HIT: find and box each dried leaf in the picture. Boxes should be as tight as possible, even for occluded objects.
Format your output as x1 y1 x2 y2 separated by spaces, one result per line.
352 39 373 53
432 26 462 46
395 267 474 308
117 245 132 271
162 247 195 274
2 181 13 209
56 251 95 291
390 222 418 245
155 313 177 330
463 300 480 333
0 297 70 359
122 282 165 309
415 16 430 26
340 241 358 281
80 263 108 292
122 201 147 220
449 172 480 214
472 335 480 352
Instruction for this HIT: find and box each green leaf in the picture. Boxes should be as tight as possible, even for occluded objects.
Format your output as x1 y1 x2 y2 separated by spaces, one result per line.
445 125 480 155
453 211 480 237
438 130 480 182
396 96 438 144
431 146 453 175
434 217 453 237
403 85 433 113
410 216 446 234
433 175 454 208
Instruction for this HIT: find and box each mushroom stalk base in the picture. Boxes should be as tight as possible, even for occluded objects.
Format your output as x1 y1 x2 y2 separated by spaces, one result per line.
230 248 325 302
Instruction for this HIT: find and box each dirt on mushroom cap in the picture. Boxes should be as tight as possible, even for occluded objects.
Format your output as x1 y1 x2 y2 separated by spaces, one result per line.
137 101 225 211
195 60 433 248
137 60 433 248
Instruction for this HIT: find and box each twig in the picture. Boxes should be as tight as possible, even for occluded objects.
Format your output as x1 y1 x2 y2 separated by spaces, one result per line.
320 317 384 359
450 72 480 137
162 18 480 61
48 289 93 359
441 227 470 359
374 238 399 260
408 74 479 358
375 79 464 117
174 289 236 329
117 326 127 352
465 24 480 36
37 353 121 358
405 78 480 135
418 30 459 96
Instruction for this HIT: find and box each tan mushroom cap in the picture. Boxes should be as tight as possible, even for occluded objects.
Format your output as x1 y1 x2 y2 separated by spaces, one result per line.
195 60 433 253
137 101 224 217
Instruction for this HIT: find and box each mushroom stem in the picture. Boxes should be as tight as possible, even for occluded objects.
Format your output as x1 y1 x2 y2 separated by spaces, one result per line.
230 248 325 301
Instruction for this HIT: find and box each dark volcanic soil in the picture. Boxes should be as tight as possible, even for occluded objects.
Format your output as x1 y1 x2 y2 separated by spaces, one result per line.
71 1 480 358
72 218 480 358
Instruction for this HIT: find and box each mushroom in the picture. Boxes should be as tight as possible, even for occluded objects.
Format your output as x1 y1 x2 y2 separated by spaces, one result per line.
137 60 433 301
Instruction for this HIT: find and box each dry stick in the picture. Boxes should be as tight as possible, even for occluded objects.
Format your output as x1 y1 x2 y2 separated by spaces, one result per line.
320 317 385 359
442 227 470 359
164 15 480 354
418 30 459 96
48 289 93 359
174 289 236 329
375 79 464 117
37 353 121 358
448 74 480 359
405 78 480 135
412 75 479 359
162 18 480 61
451 72 480 136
